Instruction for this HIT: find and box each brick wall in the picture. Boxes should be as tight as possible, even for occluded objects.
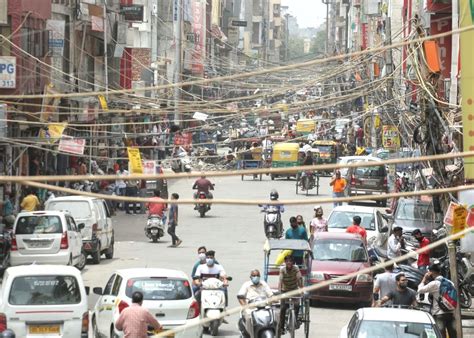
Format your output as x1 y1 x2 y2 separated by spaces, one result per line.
131 48 151 81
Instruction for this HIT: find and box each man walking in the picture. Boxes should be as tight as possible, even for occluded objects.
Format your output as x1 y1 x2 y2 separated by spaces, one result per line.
167 193 182 247
418 264 457 338
115 291 162 338
412 229 430 273
329 170 346 207
372 263 397 306
378 273 417 308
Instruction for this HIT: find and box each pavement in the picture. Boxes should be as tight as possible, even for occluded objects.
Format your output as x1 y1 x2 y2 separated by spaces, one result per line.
81 171 474 337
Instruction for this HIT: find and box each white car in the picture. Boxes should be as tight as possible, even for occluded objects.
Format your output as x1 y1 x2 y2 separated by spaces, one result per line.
92 268 202 338
0 265 89 337
327 206 390 247
339 307 442 337
10 211 86 270
45 196 114 264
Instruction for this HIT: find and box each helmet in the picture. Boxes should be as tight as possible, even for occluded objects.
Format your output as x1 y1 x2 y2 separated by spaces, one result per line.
270 190 279 200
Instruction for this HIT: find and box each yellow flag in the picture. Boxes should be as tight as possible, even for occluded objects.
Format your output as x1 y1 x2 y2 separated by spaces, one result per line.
127 147 143 174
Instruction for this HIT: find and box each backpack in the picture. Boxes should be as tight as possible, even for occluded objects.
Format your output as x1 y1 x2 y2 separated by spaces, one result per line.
437 277 458 312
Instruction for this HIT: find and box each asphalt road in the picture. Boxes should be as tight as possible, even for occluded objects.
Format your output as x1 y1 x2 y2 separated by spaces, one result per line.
82 173 357 337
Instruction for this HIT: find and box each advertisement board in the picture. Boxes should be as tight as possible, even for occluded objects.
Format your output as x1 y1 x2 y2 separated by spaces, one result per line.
0 57 16 89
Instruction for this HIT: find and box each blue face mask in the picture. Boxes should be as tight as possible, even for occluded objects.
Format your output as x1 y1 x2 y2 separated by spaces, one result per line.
206 258 214 266
251 276 260 285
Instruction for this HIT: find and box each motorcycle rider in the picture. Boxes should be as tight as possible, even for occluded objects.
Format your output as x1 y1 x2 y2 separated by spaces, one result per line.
279 256 303 334
146 190 167 224
191 246 220 279
259 190 285 213
192 174 214 207
193 250 228 305
237 269 274 337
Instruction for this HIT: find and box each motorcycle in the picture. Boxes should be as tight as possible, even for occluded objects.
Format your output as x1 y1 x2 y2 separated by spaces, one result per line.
261 206 283 239
144 214 165 243
0 225 11 276
171 148 192 173
201 277 228 336
195 191 211 218
239 297 278 338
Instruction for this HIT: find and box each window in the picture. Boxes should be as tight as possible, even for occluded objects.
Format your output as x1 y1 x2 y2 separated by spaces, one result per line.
9 275 81 305
313 239 368 262
328 211 376 231
15 216 63 234
47 201 92 219
126 278 192 301
104 274 116 295
66 217 77 231
112 275 123 296
356 320 440 338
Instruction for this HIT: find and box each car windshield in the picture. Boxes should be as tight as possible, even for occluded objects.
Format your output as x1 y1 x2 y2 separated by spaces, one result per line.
395 201 435 221
328 211 376 231
9 275 81 305
15 216 62 234
47 201 92 219
315 146 332 153
356 320 440 338
313 239 367 262
354 165 385 177
125 278 192 301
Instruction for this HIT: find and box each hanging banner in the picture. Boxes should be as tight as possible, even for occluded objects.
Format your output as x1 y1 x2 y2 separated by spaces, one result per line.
39 123 67 143
58 137 86 155
40 84 61 122
127 147 143 174
460 0 474 179
382 125 400 149
98 94 108 110
191 0 206 75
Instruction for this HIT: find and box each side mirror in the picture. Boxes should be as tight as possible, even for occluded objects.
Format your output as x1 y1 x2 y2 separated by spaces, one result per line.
93 287 103 295
380 226 389 233
78 223 85 231
85 286 90 296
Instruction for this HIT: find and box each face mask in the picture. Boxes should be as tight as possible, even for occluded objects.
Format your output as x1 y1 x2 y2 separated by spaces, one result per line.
316 213 323 217
198 253 206 261
206 258 214 266
251 276 260 285
399 282 408 289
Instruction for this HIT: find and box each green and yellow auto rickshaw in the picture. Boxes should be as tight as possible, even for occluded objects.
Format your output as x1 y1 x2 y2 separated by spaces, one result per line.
270 142 300 180
311 140 338 165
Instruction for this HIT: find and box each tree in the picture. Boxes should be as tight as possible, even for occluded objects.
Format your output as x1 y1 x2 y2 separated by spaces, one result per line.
287 36 305 59
310 29 327 55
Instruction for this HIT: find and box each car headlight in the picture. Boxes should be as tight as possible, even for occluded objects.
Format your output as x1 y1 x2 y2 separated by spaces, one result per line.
310 272 325 281
356 273 373 283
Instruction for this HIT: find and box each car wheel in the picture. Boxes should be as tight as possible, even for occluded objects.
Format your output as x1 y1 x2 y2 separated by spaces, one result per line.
92 245 101 265
75 250 87 271
105 239 114 259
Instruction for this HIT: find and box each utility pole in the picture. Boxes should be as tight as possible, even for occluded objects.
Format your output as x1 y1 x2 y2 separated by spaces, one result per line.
174 0 182 125
448 239 463 337
324 0 329 54
103 1 109 97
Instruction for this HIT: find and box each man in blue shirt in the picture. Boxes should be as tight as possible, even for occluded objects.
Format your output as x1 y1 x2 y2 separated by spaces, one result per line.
285 216 309 265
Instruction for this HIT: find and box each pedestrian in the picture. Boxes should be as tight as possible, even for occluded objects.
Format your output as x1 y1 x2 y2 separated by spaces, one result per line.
167 193 182 247
115 165 127 210
418 264 457 338
378 273 417 308
296 215 306 229
329 170 346 207
115 291 162 338
346 216 367 243
139 180 147 214
309 205 328 235
412 229 430 273
2 192 15 227
20 189 40 212
285 217 309 265
387 226 405 260
125 174 139 215
372 263 397 306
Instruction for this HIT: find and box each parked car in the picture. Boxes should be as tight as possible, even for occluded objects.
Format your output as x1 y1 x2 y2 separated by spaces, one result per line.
347 161 389 206
45 196 114 264
0 265 89 337
337 156 382 182
309 232 373 306
327 206 390 247
339 307 442 338
10 211 86 270
92 268 202 338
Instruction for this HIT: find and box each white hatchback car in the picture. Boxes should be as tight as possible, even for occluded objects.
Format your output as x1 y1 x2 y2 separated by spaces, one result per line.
327 205 391 247
10 211 86 270
92 268 202 338
0 265 89 337
339 307 442 337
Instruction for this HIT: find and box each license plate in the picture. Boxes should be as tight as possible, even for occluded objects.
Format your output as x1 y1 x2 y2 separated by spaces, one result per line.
29 325 60 334
364 181 378 186
329 284 352 291
28 242 47 248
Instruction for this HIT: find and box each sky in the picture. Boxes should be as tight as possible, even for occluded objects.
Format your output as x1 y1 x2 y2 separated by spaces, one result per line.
281 0 326 29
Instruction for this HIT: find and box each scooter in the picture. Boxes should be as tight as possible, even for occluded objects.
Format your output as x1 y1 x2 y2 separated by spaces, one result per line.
196 191 211 218
261 206 283 239
171 149 192 173
239 297 278 338
201 277 228 336
144 214 165 242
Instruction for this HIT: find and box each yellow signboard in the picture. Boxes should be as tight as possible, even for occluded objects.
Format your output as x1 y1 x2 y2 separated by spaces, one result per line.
382 125 400 149
452 205 468 238
39 123 67 143
98 95 108 111
127 147 143 174
460 0 474 179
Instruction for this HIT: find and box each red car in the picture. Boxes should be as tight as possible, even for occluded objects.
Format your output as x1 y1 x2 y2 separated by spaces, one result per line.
309 232 373 305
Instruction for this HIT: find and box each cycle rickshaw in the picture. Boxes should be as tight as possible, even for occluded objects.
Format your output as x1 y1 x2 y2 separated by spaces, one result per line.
263 239 312 338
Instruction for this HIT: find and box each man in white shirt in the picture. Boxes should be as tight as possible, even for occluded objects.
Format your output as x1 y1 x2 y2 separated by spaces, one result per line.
237 269 273 336
387 226 405 260
372 264 397 306
193 250 228 305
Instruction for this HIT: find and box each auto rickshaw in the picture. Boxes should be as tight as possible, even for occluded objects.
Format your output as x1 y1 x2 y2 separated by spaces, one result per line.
270 142 300 180
296 119 316 136
311 140 337 165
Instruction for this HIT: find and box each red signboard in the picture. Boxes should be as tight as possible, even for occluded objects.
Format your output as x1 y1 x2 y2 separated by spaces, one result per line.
361 23 368 50
58 137 86 155
430 14 452 80
426 0 451 13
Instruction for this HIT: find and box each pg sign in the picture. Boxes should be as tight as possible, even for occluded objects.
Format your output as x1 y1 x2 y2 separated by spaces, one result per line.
0 57 16 89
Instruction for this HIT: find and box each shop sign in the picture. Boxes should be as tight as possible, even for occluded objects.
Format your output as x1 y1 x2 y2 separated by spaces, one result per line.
0 57 16 89
121 5 144 21
58 137 86 155
382 125 400 149
127 147 143 174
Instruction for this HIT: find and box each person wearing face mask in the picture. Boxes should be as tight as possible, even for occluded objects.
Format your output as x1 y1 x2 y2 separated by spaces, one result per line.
193 250 228 305
309 205 328 235
412 229 430 273
237 269 273 337
285 217 309 266
378 273 417 308
191 246 219 278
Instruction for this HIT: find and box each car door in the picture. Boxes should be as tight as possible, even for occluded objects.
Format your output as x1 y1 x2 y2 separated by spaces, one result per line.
96 274 116 334
376 211 389 248
93 200 108 249
102 200 113 244
66 216 80 261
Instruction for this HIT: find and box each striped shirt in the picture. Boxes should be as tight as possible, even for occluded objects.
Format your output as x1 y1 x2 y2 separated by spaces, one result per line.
279 266 302 292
